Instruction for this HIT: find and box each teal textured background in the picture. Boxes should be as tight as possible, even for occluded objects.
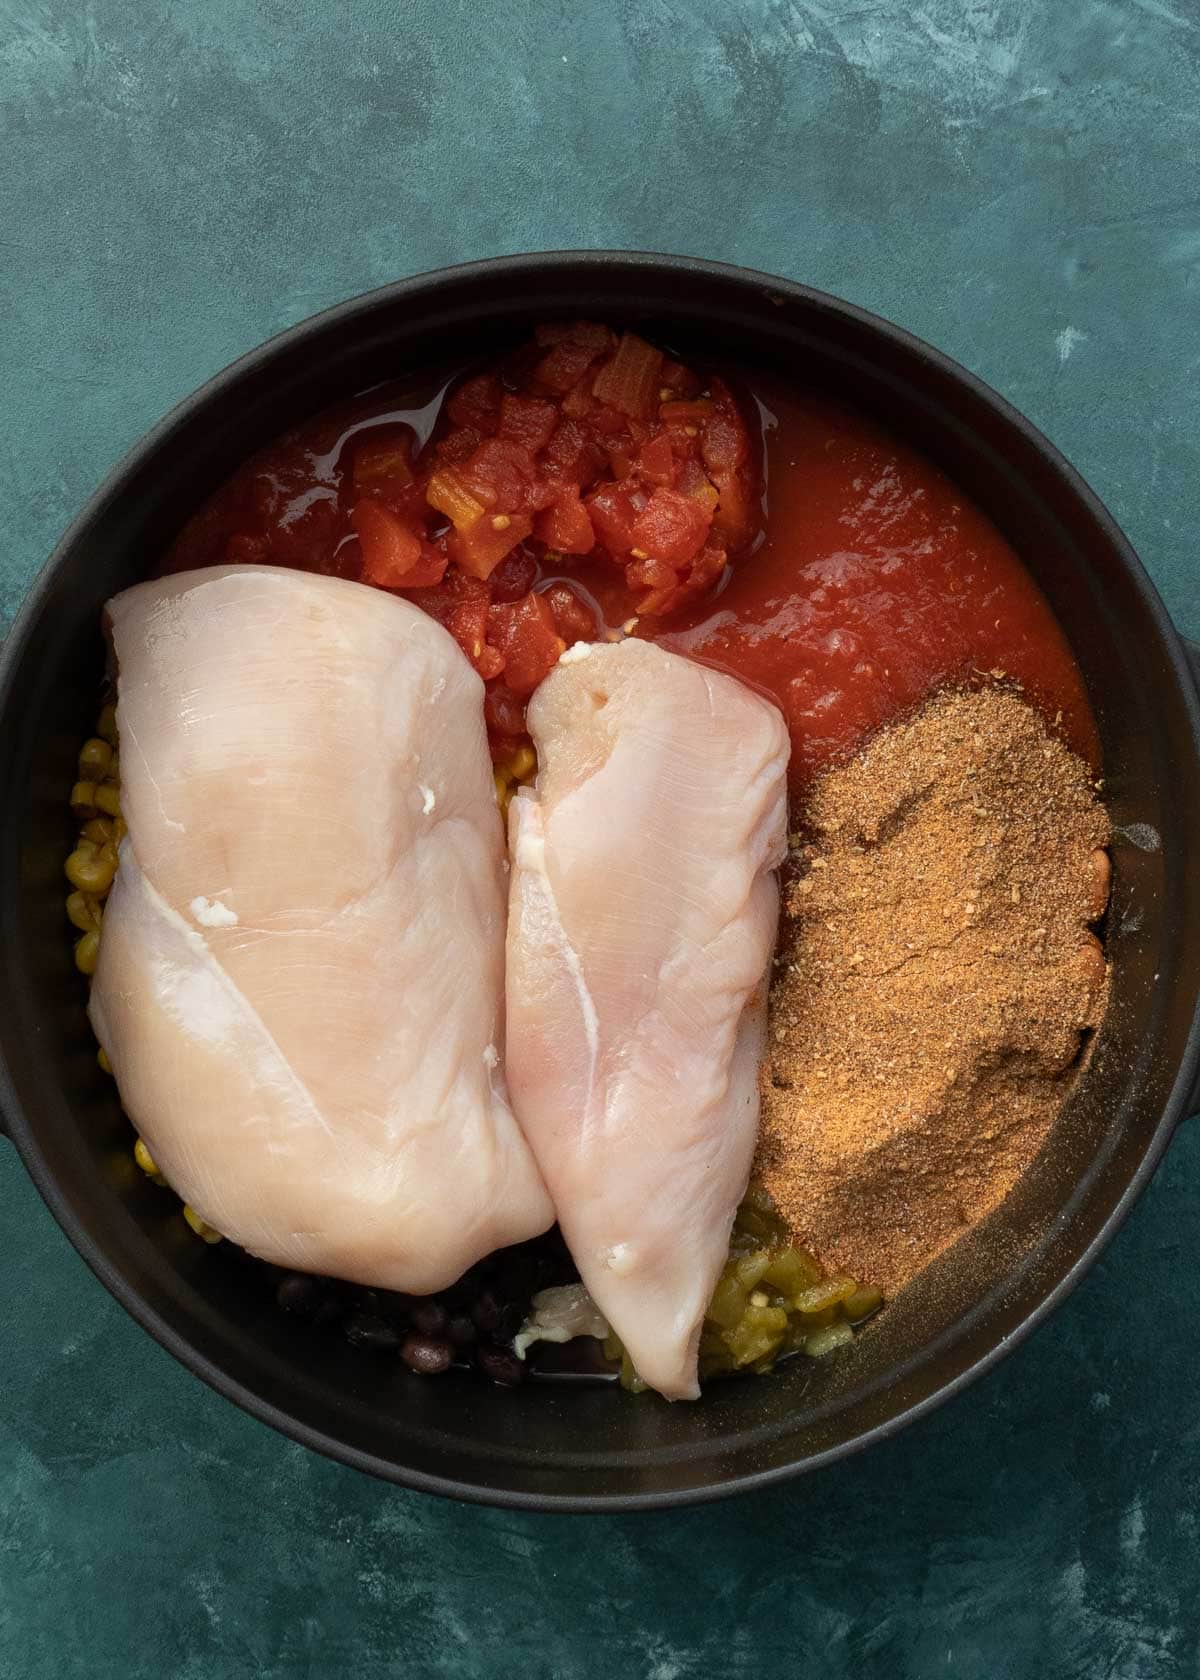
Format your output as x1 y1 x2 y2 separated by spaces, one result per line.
2 3 1199 1675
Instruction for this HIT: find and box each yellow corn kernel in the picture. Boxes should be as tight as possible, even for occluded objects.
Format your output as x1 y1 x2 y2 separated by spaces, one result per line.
74 930 101 976
133 1136 157 1176
66 891 102 933
78 737 113 777
493 768 512 805
183 1204 223 1244
97 1047 113 1075
97 703 118 745
94 784 122 819
81 816 115 846
70 781 99 819
65 845 115 895
507 744 537 783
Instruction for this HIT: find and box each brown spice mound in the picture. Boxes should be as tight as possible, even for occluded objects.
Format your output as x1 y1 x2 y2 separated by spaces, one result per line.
756 687 1110 1297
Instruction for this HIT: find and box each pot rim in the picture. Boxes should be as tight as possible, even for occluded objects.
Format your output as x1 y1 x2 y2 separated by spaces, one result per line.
2 249 1199 1512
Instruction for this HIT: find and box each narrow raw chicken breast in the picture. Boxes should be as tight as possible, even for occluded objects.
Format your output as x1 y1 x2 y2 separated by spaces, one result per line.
91 565 552 1291
505 640 789 1398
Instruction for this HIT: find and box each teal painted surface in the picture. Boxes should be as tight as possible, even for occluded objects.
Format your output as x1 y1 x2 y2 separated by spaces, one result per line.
1 2 1198 1675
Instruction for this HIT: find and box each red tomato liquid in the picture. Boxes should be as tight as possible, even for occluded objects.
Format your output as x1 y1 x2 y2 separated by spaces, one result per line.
660 380 1097 789
164 359 1096 796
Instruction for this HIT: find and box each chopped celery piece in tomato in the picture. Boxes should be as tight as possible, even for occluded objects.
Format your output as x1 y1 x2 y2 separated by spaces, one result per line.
535 490 595 554
486 592 564 697
427 467 488 531
592 332 664 420
448 514 534 581
352 430 415 490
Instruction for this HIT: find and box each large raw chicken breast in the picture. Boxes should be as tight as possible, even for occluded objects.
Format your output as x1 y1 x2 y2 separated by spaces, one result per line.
91 564 553 1292
505 640 789 1398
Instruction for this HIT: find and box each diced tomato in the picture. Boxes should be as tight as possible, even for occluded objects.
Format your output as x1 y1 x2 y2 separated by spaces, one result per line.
498 394 559 454
633 541 727 617
542 418 602 486
460 439 552 514
352 429 415 491
446 373 502 434
660 399 714 425
675 456 714 498
625 555 677 606
628 486 712 566
592 332 664 420
534 340 604 394
542 581 598 645
352 499 445 587
535 489 595 554
486 592 565 697
441 576 505 678
584 482 642 557
435 426 484 466
700 393 746 476
489 547 539 603
561 383 597 421
448 512 534 580
657 357 702 399
638 431 676 488
590 404 631 439
483 682 527 738
534 320 617 352
606 445 635 482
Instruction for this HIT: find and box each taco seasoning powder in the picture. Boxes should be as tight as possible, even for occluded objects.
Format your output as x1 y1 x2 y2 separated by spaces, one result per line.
756 686 1111 1297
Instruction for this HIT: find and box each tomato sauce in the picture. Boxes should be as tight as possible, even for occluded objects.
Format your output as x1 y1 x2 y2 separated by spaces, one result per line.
660 382 1097 789
164 329 1095 795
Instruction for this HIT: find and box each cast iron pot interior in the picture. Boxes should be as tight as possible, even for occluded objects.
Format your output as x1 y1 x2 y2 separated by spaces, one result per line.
2 254 1199 1512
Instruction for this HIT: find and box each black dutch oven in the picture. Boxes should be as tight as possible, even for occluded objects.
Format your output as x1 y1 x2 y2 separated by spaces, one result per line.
1 253 1198 1512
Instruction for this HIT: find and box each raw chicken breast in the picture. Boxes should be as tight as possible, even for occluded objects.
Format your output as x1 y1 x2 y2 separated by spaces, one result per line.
505 640 789 1399
91 565 552 1291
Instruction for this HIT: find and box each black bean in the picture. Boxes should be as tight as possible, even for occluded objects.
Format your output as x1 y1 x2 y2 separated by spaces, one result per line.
476 1343 525 1387
471 1289 504 1334
410 1299 449 1337
344 1313 402 1353
447 1313 477 1349
401 1334 453 1375
277 1272 337 1321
